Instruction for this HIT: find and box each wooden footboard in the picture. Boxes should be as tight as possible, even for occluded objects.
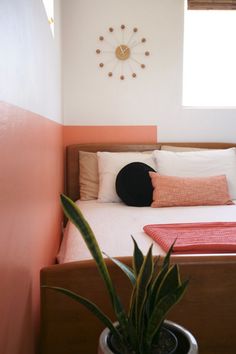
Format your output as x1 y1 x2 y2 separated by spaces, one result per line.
40 254 236 354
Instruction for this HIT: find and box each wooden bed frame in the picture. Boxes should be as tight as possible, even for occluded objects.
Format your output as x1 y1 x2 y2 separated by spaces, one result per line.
40 142 236 354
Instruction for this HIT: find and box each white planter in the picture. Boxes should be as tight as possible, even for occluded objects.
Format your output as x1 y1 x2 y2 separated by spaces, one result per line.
98 320 198 354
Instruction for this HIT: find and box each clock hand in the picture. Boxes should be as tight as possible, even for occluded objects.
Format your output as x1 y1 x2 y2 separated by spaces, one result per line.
123 45 130 54
119 45 124 54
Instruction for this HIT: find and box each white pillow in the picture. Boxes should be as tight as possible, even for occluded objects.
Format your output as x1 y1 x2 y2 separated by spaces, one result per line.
97 152 155 202
152 148 236 199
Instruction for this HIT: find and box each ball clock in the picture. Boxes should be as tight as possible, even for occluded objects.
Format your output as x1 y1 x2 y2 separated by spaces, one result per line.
96 25 150 80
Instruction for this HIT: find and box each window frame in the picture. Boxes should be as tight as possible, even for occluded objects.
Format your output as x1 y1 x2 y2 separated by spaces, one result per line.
188 0 236 10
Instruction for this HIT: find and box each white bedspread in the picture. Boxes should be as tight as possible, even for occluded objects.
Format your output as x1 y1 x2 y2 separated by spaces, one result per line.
57 200 236 263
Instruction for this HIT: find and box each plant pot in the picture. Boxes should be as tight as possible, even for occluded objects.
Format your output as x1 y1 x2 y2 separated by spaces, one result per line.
98 320 198 354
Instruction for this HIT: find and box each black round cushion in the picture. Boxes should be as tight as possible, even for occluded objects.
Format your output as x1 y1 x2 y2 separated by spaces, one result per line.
115 162 155 207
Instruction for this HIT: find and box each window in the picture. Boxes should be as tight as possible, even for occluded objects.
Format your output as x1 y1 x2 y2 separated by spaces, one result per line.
183 0 236 107
188 0 236 10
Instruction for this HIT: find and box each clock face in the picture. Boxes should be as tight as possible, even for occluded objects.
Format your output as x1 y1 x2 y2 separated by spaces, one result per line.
115 45 130 61
96 25 150 80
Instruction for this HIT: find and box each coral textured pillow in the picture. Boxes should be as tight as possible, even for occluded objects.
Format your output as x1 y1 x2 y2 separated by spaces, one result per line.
152 148 236 199
149 172 234 208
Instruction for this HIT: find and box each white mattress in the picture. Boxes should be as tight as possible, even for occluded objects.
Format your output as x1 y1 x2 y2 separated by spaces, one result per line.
57 200 236 263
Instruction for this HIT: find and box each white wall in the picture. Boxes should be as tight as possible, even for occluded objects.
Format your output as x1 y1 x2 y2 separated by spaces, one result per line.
61 0 236 142
0 0 62 123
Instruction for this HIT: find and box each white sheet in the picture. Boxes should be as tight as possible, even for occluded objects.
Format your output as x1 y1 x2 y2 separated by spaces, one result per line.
57 200 236 263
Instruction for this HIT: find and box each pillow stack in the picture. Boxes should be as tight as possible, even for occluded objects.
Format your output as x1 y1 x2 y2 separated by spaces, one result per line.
152 148 236 204
78 146 236 207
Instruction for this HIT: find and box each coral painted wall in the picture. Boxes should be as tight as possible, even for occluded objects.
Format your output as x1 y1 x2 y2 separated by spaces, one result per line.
63 125 157 146
0 102 63 354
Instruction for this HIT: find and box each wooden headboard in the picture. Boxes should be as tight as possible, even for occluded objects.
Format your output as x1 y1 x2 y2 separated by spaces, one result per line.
66 142 236 201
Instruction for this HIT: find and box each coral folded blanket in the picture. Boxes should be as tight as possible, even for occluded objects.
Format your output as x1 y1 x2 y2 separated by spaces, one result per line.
143 222 236 253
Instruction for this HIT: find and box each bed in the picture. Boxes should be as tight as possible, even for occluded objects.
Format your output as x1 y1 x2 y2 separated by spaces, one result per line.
40 142 236 354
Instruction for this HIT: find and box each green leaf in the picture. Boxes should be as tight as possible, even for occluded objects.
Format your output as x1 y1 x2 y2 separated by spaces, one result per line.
128 286 137 328
148 263 167 310
148 242 176 310
131 236 144 277
135 245 154 334
103 252 136 286
127 237 146 327
156 264 180 302
60 195 127 332
162 240 176 270
153 256 160 276
145 280 189 347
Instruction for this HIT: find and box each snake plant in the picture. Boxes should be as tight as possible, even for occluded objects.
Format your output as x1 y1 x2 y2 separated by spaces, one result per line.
44 194 188 354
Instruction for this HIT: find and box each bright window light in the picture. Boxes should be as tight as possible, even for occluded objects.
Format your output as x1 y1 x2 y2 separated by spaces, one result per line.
42 0 54 37
183 1 236 107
